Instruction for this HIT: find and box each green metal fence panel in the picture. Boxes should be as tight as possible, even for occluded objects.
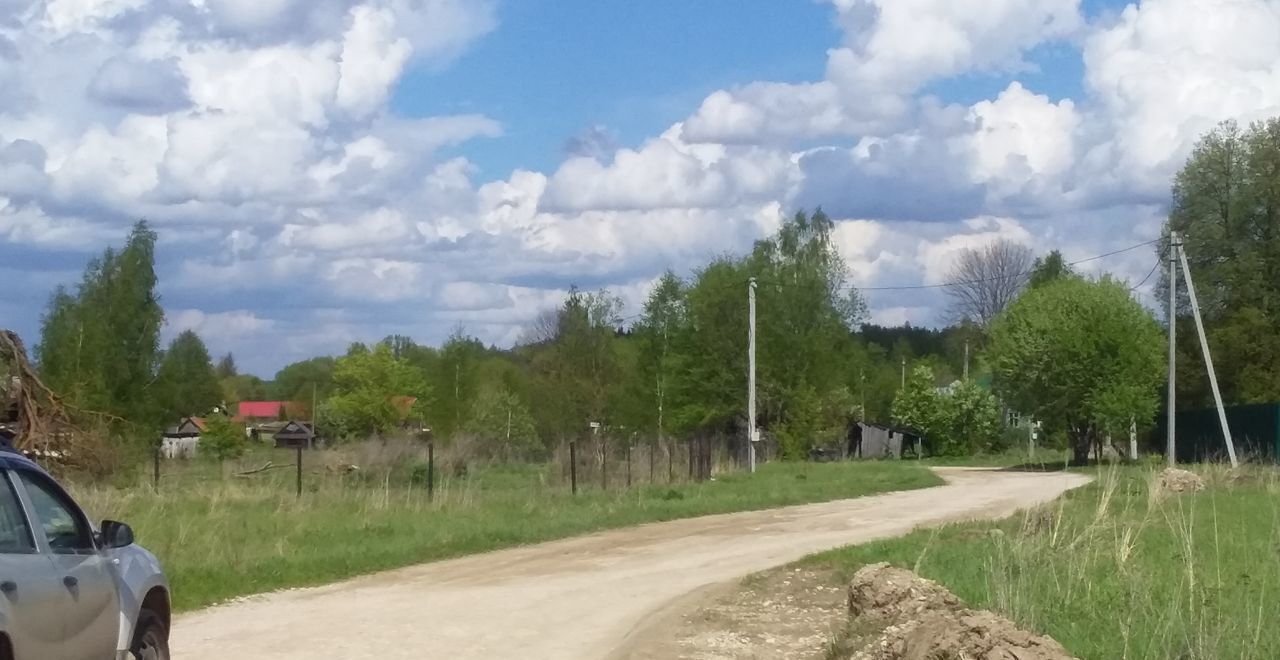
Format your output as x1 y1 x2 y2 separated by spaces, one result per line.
1157 403 1280 463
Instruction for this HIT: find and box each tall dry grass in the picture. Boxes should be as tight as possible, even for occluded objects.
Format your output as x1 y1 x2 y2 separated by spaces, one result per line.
818 464 1280 658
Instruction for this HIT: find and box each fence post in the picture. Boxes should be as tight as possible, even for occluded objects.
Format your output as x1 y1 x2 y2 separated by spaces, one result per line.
688 439 694 481
570 441 578 495
427 441 435 501
648 439 655 484
295 445 303 497
601 435 608 491
668 438 673 483
626 443 632 488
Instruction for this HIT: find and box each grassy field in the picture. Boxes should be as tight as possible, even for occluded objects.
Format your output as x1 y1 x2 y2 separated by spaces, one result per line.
68 447 941 612
807 464 1280 659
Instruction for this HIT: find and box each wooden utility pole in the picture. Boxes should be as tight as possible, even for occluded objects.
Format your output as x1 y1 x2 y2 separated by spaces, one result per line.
310 382 317 449
747 277 757 473
1177 240 1239 467
1167 233 1178 467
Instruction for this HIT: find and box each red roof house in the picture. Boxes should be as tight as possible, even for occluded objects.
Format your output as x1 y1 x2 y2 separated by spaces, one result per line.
237 401 288 421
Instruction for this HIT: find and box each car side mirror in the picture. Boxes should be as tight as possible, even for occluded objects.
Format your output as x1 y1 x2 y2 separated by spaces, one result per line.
100 520 135 549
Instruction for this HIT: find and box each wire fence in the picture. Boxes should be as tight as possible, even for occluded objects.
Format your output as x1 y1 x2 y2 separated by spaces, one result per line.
138 432 772 499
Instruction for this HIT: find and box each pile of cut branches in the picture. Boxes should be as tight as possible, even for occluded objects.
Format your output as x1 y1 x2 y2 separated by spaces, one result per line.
0 330 106 467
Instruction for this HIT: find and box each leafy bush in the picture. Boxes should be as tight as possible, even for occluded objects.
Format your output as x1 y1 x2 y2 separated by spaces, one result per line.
201 415 246 462
774 385 856 460
892 366 1001 456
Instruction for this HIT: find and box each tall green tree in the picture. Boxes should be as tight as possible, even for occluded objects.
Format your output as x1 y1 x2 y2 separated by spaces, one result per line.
1164 117 1280 405
1027 250 1074 289
215 353 238 379
220 375 270 405
892 365 943 440
463 385 540 458
669 258 750 433
752 210 866 408
319 344 430 438
428 330 488 439
634 271 686 442
989 277 1164 464
36 221 163 427
271 357 336 406
533 287 622 439
750 209 866 454
156 330 221 419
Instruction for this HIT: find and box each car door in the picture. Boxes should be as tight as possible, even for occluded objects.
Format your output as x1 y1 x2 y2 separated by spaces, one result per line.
15 470 120 660
0 469 65 660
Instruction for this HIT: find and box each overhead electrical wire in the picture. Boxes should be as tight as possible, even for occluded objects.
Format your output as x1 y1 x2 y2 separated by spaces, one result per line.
612 237 1161 324
836 237 1161 293
1129 258 1163 292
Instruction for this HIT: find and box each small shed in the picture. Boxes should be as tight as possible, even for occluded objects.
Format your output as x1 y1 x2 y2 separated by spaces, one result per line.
851 422 926 459
164 417 207 438
273 421 314 449
161 417 207 458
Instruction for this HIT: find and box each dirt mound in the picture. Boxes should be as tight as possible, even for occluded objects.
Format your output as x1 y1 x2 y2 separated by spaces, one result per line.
844 563 1075 660
847 563 961 621
1157 468 1205 494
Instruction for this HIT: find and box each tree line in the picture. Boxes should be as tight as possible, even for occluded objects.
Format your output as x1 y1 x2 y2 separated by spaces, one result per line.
19 117 1279 465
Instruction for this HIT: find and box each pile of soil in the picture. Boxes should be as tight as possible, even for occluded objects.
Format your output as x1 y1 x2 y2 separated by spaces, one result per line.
1157 467 1206 494
843 563 1075 660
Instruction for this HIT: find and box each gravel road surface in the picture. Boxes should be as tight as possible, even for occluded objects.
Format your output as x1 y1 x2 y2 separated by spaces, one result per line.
173 467 1090 659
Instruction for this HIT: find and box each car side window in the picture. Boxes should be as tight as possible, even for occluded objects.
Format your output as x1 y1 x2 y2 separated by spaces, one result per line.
0 473 35 553
16 471 95 554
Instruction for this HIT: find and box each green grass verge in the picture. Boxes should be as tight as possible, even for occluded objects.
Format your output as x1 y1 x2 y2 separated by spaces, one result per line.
807 464 1280 659
71 456 940 612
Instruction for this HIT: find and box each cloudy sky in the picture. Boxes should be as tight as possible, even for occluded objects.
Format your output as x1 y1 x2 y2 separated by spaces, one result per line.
2 0 1279 375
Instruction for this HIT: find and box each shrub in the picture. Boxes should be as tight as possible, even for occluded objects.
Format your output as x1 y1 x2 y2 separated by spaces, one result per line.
201 416 246 462
892 366 1002 456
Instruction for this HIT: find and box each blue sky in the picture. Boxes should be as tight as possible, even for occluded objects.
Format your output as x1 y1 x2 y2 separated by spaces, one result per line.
394 0 1120 180
393 1 840 179
2 0 1278 374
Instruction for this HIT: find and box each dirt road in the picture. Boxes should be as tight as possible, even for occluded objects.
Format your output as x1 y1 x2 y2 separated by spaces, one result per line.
173 468 1090 659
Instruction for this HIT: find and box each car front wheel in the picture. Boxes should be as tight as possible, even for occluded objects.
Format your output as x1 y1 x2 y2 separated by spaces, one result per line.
131 609 170 660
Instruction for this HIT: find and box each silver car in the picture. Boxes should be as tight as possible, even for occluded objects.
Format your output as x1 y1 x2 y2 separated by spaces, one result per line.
0 446 170 660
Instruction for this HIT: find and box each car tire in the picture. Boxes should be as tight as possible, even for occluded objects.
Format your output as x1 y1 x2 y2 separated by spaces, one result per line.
131 609 170 660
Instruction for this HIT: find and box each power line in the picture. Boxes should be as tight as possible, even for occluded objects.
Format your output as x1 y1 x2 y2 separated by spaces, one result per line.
616 237 1160 324
1129 258 1162 292
848 238 1161 292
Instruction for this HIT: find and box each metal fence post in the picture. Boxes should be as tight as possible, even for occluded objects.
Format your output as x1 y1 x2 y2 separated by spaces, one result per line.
626 443 632 488
153 444 160 491
601 435 607 491
648 439 655 484
570 441 578 495
427 441 435 501
295 445 302 497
